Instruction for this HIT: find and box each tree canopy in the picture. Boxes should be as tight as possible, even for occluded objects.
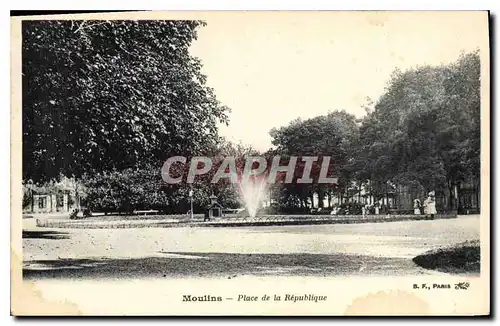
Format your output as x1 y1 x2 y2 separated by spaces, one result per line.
23 20 229 182
269 51 480 210
22 19 480 214
357 51 480 195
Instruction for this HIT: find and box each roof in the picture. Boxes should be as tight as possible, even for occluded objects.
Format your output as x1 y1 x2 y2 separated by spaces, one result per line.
207 202 224 209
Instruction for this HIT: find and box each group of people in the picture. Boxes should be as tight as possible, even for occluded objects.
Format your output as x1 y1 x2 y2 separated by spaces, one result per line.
360 203 381 216
329 191 438 218
413 191 437 219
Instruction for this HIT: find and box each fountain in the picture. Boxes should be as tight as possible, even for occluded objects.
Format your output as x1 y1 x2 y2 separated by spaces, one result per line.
237 177 268 218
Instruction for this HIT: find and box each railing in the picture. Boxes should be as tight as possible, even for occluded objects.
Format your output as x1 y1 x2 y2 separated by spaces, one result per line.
36 212 458 229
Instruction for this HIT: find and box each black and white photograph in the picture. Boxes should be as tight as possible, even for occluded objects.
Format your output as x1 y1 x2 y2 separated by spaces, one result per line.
11 11 490 316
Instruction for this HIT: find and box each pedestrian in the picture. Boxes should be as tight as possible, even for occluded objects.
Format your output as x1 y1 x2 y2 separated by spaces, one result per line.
423 191 437 219
428 192 437 219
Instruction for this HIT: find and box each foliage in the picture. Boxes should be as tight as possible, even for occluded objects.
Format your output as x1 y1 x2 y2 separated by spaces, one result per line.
355 51 480 209
78 136 255 213
270 51 480 211
269 110 360 208
22 18 480 215
23 20 229 182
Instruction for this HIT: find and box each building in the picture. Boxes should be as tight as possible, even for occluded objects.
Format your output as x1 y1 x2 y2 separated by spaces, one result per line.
29 192 76 214
23 177 82 214
206 194 224 218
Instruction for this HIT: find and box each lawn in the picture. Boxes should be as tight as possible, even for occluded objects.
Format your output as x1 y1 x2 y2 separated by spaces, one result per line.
412 240 480 273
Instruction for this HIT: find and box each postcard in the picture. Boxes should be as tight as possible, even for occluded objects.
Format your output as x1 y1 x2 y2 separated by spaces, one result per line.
11 11 490 316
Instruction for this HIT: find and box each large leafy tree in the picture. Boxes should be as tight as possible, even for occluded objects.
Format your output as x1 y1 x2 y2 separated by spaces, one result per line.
359 66 450 193
23 20 229 182
357 51 480 210
270 110 360 208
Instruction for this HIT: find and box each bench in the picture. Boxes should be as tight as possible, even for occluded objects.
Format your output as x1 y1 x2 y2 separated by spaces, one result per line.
134 210 159 216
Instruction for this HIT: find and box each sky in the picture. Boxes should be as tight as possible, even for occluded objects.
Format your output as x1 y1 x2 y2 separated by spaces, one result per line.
189 11 488 152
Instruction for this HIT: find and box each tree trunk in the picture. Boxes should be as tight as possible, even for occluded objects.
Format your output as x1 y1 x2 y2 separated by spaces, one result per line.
448 184 454 210
454 183 459 211
30 189 34 213
318 189 324 208
475 183 480 212
385 181 389 208
368 179 372 205
75 186 81 210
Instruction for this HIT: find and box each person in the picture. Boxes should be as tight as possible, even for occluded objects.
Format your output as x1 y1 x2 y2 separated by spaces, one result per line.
413 198 421 215
423 191 437 219
428 194 437 219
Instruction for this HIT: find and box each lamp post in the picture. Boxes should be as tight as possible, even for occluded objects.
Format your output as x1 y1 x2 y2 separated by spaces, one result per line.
27 179 34 213
189 188 193 220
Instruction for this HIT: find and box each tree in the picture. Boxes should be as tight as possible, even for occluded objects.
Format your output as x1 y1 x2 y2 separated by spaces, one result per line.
356 51 480 210
269 110 360 208
23 20 229 182
80 137 260 213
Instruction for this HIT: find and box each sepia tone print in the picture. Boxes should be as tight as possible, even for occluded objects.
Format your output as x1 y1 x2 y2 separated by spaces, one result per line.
12 11 490 316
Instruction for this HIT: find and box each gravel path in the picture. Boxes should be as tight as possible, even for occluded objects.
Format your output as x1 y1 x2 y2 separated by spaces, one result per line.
22 215 479 279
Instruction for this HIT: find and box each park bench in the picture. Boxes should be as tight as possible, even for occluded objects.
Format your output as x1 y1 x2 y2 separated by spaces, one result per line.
134 209 159 216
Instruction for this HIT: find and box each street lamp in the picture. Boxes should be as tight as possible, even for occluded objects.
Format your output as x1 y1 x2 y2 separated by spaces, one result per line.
188 188 193 219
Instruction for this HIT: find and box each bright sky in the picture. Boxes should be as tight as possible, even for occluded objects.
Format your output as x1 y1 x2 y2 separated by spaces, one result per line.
190 11 487 152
